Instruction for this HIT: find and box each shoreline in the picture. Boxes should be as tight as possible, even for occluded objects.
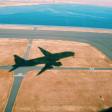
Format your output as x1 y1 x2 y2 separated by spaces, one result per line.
0 24 112 34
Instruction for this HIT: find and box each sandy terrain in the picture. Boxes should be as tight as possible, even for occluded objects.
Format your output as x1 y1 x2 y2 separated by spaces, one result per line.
0 38 29 112
0 39 108 112
0 38 28 66
13 70 112 112
0 70 13 112
0 25 112 34
0 39 111 112
29 39 112 68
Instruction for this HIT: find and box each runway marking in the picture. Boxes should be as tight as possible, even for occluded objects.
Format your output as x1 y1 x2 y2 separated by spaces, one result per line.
14 73 24 77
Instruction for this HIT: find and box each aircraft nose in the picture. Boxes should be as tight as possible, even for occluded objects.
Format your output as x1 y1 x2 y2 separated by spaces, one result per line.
71 52 75 58
71 52 75 56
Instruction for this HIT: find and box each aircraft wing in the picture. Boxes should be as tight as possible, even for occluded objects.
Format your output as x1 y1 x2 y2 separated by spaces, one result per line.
36 64 53 76
38 47 52 56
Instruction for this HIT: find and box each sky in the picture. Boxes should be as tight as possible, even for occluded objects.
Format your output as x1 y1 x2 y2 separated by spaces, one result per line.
0 0 112 7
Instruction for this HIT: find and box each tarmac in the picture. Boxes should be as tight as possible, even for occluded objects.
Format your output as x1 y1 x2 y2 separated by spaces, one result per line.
0 29 112 112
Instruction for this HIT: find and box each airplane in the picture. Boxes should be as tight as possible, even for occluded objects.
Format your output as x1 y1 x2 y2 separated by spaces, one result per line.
9 47 75 75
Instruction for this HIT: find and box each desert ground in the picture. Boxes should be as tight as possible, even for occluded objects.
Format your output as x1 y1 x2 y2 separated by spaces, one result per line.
0 39 28 111
0 38 112 112
0 39 28 65
0 70 13 112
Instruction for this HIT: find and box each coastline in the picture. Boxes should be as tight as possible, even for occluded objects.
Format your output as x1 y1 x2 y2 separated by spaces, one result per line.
0 24 112 34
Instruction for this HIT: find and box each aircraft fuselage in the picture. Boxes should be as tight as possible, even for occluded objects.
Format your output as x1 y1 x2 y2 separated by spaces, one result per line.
21 51 74 67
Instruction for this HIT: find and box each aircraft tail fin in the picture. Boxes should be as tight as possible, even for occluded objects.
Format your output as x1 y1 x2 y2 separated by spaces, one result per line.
14 55 25 65
9 55 25 72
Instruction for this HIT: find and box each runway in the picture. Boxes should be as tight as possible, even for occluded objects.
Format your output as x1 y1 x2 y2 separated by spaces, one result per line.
0 28 112 112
